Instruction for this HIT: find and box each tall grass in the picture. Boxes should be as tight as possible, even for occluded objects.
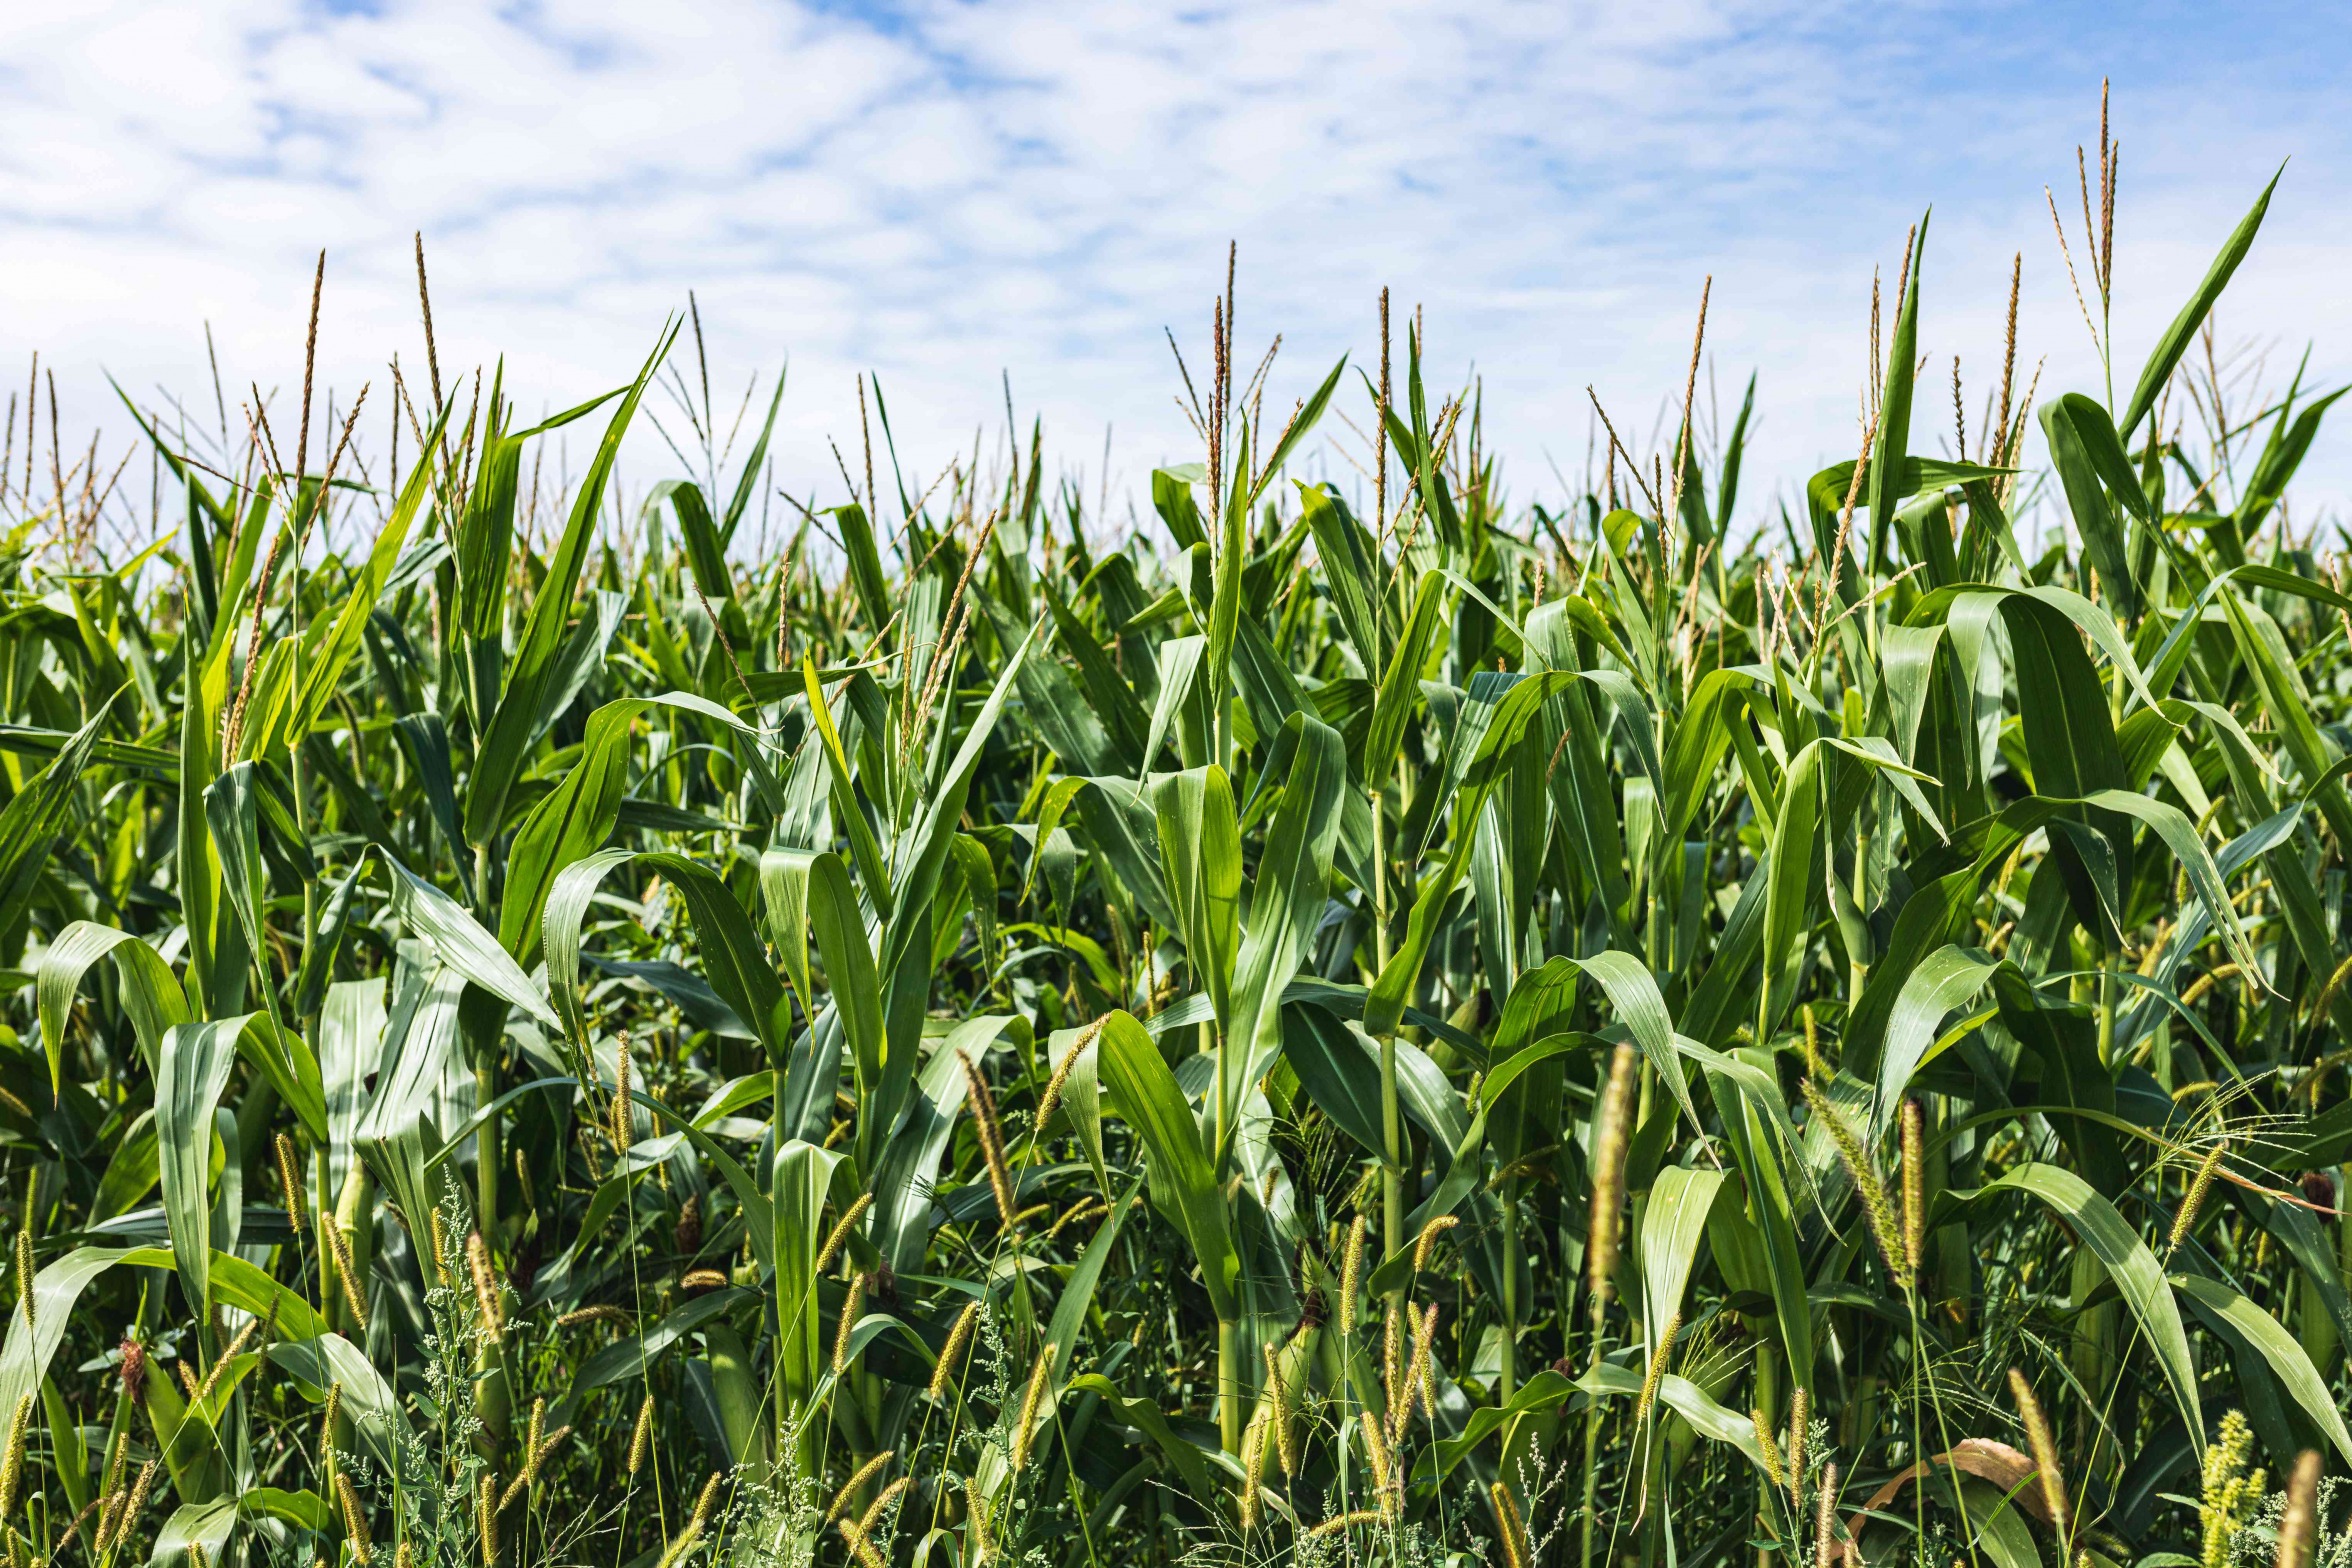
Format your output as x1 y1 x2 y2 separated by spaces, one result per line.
0 104 2346 1568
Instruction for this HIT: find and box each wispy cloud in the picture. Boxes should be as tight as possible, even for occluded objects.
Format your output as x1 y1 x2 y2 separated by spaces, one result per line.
1 0 2345 537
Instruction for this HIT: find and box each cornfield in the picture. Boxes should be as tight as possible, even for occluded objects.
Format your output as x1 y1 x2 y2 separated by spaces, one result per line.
0 112 2347 1568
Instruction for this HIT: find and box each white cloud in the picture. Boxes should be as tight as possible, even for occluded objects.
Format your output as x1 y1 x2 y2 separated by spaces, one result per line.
0 0 2345 550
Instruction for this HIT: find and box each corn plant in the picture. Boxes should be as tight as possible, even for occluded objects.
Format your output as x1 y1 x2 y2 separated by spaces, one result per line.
0 106 2345 1568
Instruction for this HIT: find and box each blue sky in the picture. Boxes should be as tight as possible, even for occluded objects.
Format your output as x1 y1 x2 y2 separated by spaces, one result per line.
1 0 2344 546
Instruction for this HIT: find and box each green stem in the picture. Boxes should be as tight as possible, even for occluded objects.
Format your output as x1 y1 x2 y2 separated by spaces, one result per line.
1498 1186 1518 1401
1217 1317 1241 1456
1582 1286 1606 1568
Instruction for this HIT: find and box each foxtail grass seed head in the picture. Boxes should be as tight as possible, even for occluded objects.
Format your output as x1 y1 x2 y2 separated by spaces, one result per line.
1634 1311 1681 1426
194 1309 266 1408
836 1520 886 1568
1238 1410 1266 1529
1310 1511 1388 1538
610 1040 632 1157
0 1394 30 1515
1589 1042 1637 1299
1411 1211 1457 1273
1359 1411 1394 1509
121 1459 157 1547
557 1304 634 1330
815 1192 873 1274
476 1473 498 1567
1900 1098 1925 1273
833 1271 866 1373
931 1302 981 1399
2278 1450 2321 1568
322 1379 343 1454
328 1218 369 1330
1034 1019 1101 1135
531 1426 570 1484
1816 1463 1839 1568
628 1394 655 1476
1339 1214 1366 1330
1804 1080 1911 1291
1752 1408 1785 1488
275 1133 306 1233
1802 1005 1825 1082
186 1541 207 1568
466 1232 502 1337
336 1473 373 1565
1391 1302 1437 1442
967 1490 993 1567
527 1397 545 1465
857 1476 911 1537
1416 1301 1439 1420
100 1426 128 1516
1010 1350 1052 1471
1489 1481 1530 1568
2172 1139 2228 1250
2009 1368 2068 1543
959 1050 1018 1227
827 1454 893 1524
427 1210 450 1288
1263 1342 1297 1477
1043 1197 1103 1244
179 1361 202 1401
12 1233 28 1328
397 1543 414 1568
1788 1386 1809 1507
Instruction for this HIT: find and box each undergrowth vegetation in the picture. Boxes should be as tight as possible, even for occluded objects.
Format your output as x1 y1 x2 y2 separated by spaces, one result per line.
0 103 2348 1568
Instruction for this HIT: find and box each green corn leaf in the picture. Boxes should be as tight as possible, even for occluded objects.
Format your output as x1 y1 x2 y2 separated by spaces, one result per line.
1985 1164 2201 1452
2171 1273 2352 1465
2119 166 2282 438
465 322 677 848
1097 1009 1238 1323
